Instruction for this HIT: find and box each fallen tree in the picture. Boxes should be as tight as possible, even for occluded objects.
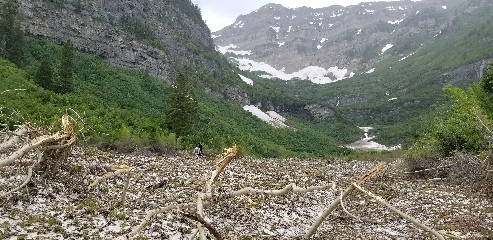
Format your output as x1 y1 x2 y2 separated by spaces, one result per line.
0 114 76 197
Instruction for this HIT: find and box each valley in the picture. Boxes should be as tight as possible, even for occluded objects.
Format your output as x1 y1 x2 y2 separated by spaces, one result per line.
1 0 493 239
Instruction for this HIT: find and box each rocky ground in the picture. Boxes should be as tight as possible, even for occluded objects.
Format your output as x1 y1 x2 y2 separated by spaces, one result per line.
1 147 492 240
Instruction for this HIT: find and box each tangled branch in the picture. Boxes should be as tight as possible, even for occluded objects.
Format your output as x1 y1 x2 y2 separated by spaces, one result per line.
127 182 335 239
304 162 385 239
0 114 76 196
352 183 446 240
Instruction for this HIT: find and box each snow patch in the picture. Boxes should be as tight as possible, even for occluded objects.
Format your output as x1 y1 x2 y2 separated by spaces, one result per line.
399 52 415 61
234 21 244 29
243 105 288 128
266 111 286 122
345 127 402 151
217 44 251 55
380 44 393 54
388 19 405 24
238 74 253 86
234 58 354 84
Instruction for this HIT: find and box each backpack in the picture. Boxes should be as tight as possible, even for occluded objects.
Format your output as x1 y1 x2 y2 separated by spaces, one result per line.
194 147 200 154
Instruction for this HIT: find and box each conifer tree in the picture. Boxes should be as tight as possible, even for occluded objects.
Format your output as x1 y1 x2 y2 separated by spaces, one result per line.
481 63 493 94
0 0 24 66
34 59 54 90
56 39 75 94
166 73 199 136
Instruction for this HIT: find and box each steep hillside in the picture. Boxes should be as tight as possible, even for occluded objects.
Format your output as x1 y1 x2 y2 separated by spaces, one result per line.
213 0 476 83
0 0 368 157
4 0 348 124
6 0 215 82
213 0 493 146
3 0 492 155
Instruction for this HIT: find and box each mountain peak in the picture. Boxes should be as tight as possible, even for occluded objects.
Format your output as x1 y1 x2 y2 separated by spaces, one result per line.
213 0 460 84
261 3 287 10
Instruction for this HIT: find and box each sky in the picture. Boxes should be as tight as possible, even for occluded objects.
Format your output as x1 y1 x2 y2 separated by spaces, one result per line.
191 0 389 32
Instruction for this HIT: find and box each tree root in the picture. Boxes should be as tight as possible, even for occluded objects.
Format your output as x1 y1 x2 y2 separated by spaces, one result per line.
0 114 75 196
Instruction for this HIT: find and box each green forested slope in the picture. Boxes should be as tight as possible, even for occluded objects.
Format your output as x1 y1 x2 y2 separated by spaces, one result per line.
0 37 354 157
255 5 493 147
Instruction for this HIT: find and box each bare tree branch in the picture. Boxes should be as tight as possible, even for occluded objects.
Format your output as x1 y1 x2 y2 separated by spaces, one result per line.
206 145 237 194
404 165 453 174
182 212 224 240
304 162 385 239
199 145 237 239
127 182 334 239
352 183 445 240
0 125 27 151
87 167 131 190
339 190 362 222
476 115 493 135
0 132 70 168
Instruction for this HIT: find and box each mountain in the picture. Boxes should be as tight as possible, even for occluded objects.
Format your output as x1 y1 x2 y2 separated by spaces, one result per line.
0 0 362 157
11 0 216 82
2 0 493 156
212 0 493 145
212 0 487 83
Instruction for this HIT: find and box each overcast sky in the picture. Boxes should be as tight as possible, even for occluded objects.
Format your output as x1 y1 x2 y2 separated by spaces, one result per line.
191 0 388 32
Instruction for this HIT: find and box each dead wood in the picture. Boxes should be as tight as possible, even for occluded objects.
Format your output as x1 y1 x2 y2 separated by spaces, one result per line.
303 162 385 239
182 212 224 240
87 165 131 190
352 182 446 240
0 114 75 196
206 145 238 194
128 182 335 239
404 165 453 174
0 125 27 151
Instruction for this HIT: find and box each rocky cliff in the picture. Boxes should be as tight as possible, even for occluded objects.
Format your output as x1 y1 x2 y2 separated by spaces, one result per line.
212 0 469 83
8 0 218 82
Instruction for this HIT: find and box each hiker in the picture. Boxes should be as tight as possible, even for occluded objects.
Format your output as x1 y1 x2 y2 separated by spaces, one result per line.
194 144 203 157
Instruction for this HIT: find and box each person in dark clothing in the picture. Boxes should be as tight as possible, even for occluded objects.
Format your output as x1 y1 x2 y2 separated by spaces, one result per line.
194 144 203 157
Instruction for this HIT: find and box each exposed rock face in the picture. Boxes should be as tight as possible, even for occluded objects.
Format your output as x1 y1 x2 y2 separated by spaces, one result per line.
303 104 335 122
441 59 493 84
212 0 462 83
10 0 218 82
